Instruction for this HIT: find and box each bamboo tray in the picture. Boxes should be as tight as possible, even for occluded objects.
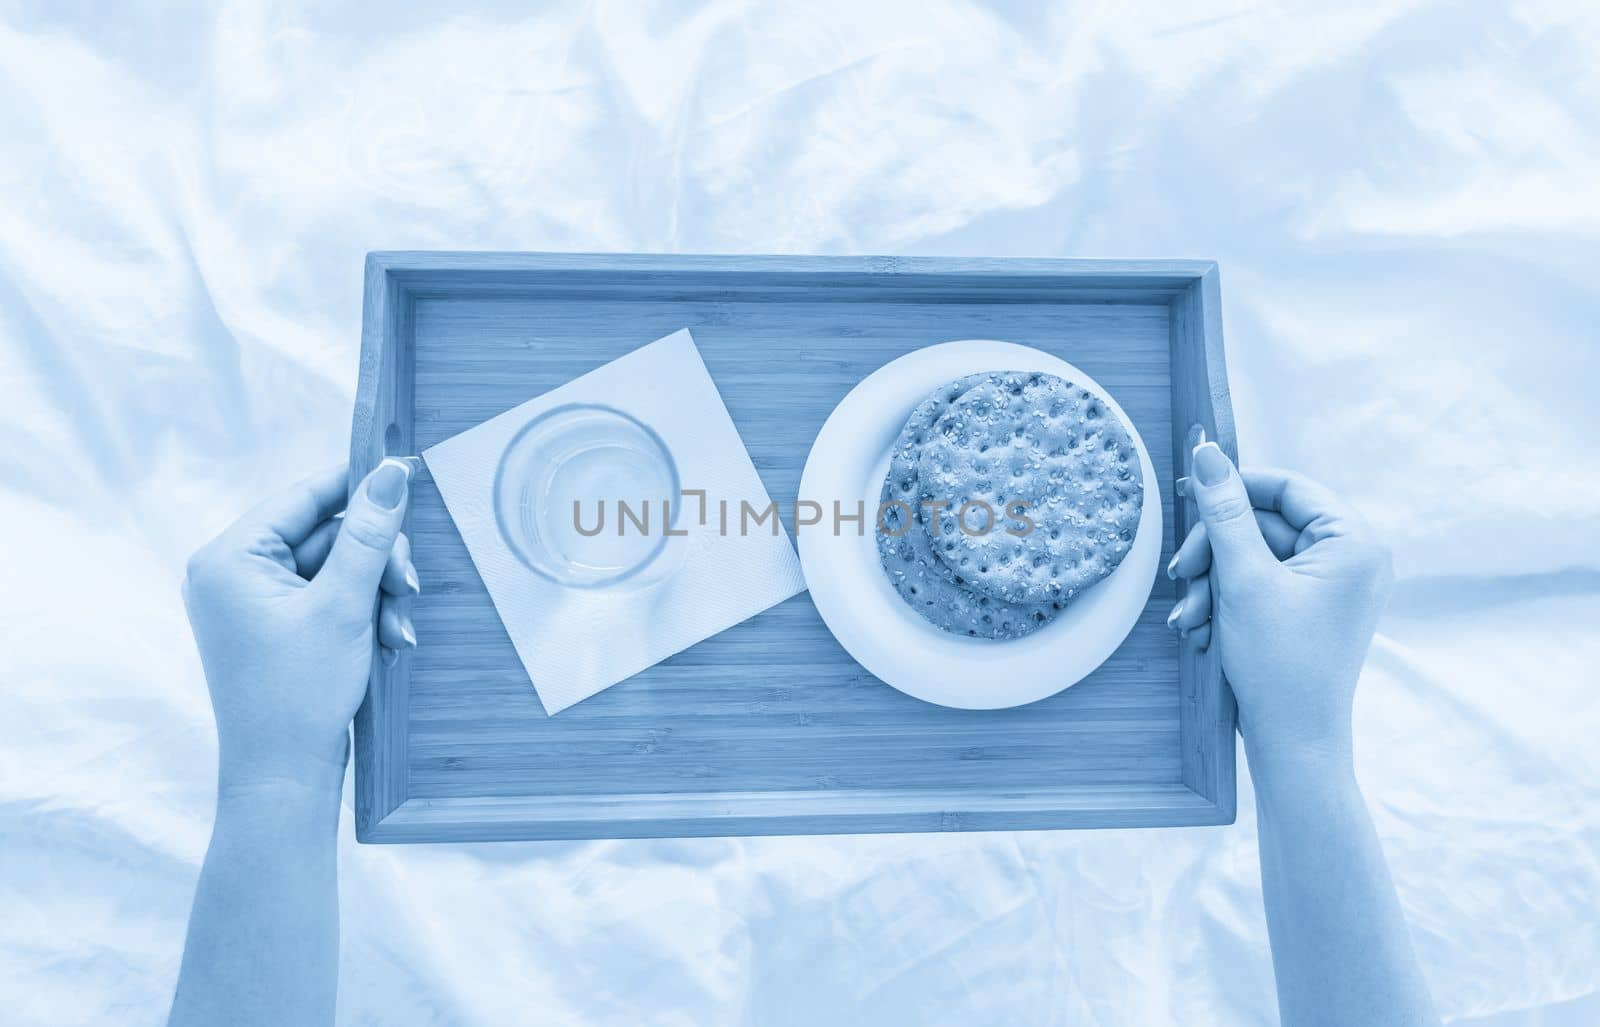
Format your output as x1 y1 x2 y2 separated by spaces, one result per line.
350 252 1237 842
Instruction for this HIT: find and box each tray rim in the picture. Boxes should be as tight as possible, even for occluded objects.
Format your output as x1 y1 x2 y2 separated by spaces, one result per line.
350 251 1238 843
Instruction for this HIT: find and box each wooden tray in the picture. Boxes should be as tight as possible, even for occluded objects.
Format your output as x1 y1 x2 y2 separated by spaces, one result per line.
350 253 1237 843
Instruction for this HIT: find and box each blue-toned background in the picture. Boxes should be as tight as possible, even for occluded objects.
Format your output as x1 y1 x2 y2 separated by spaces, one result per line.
3 2 1597 1024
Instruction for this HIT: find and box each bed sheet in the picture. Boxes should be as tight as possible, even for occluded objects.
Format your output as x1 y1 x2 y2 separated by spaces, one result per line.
2 2 1597 1024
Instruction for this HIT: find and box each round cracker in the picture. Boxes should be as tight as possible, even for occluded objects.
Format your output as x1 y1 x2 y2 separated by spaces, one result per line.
916 371 1143 605
876 374 1062 639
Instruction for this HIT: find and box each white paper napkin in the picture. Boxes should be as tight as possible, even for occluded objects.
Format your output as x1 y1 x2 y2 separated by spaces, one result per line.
423 329 807 714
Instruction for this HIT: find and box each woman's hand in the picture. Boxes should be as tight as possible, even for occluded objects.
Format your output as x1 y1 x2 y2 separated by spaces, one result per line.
1167 443 1393 779
1168 445 1437 1026
181 460 418 794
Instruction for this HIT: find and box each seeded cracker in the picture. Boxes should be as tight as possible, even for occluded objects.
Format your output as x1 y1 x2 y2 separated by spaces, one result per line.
916 372 1143 606
876 374 1063 639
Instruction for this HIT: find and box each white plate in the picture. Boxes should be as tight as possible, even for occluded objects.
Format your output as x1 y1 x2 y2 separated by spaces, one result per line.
797 340 1163 710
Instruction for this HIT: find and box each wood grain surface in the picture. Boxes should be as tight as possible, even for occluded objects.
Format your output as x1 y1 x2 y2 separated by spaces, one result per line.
351 253 1236 842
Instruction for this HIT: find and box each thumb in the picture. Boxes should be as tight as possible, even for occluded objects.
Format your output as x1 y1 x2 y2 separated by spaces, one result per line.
1190 442 1274 582
315 458 412 605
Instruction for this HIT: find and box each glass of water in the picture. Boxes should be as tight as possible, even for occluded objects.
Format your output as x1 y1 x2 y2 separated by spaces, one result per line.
494 404 685 589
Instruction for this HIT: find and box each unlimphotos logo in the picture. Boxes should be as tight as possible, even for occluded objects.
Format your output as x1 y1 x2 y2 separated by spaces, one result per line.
572 491 1037 538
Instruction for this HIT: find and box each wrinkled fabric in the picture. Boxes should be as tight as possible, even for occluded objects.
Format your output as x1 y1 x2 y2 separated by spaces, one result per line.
2 2 1598 1025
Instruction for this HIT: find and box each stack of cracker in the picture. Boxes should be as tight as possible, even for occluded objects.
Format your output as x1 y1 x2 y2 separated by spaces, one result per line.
876 372 1143 640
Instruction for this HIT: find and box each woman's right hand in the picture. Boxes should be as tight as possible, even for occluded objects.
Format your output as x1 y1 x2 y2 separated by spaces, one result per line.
1167 443 1394 779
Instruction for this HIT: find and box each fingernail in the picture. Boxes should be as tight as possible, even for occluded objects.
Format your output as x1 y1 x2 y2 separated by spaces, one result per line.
1175 476 1190 497
1166 554 1180 580
1166 601 1184 629
368 458 412 510
404 563 420 594
1192 442 1231 487
400 621 417 648
380 647 399 667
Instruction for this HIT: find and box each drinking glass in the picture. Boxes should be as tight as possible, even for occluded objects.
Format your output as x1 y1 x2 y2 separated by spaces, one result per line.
494 404 685 589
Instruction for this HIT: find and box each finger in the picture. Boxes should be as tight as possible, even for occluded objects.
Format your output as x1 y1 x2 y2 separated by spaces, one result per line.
1167 573 1212 631
1254 510 1301 561
379 532 418 597
377 596 417 650
301 525 415 590
1170 522 1210 580
1185 622 1212 651
239 464 349 547
1169 509 1300 581
1240 468 1357 533
1190 443 1276 582
292 518 341 578
314 458 413 605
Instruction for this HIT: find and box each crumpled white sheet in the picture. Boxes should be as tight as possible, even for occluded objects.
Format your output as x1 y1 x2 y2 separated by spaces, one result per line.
3 2 1598 1024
